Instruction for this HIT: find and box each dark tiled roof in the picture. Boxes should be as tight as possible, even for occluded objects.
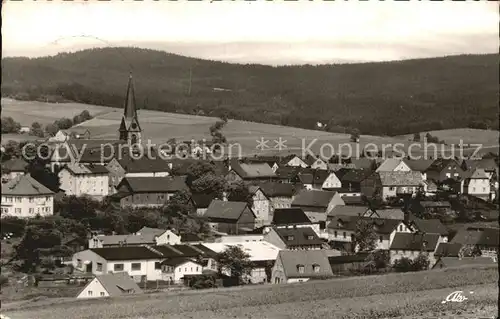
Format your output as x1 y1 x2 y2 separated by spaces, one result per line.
275 166 302 179
409 218 448 236
204 200 250 221
191 244 218 257
373 209 404 220
292 189 337 208
339 169 372 183
116 151 171 174
350 159 376 170
327 216 403 234
162 257 198 267
434 243 463 257
272 208 312 225
328 252 371 264
378 171 423 186
230 161 276 179
276 227 323 247
257 181 298 197
2 174 54 196
297 170 331 185
389 233 440 251
117 176 188 193
279 250 333 278
340 196 365 206
426 159 462 173
2 157 29 172
63 163 109 175
191 192 218 209
180 233 203 243
449 229 484 245
403 159 435 172
90 247 162 260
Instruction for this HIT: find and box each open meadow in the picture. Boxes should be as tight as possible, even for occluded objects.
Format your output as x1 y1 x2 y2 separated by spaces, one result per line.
3 98 497 158
2 265 498 319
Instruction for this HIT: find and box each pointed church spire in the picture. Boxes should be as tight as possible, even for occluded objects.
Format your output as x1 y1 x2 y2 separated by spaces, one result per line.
124 72 138 119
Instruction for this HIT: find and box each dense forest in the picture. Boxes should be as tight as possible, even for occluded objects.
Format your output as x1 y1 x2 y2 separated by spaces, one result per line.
1 48 498 136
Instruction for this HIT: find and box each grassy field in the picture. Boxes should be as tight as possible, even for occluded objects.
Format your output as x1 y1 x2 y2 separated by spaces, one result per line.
4 98 497 158
396 128 500 147
2 265 497 319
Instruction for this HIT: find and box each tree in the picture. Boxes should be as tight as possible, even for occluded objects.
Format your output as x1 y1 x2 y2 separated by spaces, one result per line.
58 195 99 222
210 120 227 147
54 118 73 130
227 181 253 207
3 140 21 160
393 257 413 272
352 219 378 252
217 245 253 286
367 250 390 271
162 189 194 218
30 122 44 138
186 161 216 186
45 123 59 136
350 129 360 143
411 253 430 271
191 173 227 197
413 133 421 142
1 117 21 133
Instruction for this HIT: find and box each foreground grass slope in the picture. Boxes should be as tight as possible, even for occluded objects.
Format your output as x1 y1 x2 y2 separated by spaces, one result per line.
3 265 497 319
2 48 498 135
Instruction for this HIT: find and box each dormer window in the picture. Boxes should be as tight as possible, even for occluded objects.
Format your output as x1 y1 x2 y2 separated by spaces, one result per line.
297 264 305 273
288 236 295 241
307 235 314 240
312 264 320 273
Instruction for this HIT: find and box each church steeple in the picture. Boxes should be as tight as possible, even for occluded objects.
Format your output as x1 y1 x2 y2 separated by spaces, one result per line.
119 73 142 145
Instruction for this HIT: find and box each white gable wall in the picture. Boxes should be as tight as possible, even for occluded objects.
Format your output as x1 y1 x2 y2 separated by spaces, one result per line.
155 230 181 245
77 277 110 299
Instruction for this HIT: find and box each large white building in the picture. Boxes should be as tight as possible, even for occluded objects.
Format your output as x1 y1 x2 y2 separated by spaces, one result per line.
58 163 110 199
1 174 54 218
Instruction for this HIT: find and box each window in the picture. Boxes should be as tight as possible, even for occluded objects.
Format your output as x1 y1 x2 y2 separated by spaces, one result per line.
312 264 320 273
29 208 34 214
343 232 346 239
114 264 124 271
445 173 451 178
297 265 305 273
88 291 93 296
473 187 476 192
483 187 486 192
15 197 21 203
288 236 294 241
196 267 199 271
131 263 141 271
184 268 187 272
167 234 170 240
77 259 82 268
15 208 21 214
178 268 181 272
155 262 161 270
190 267 193 272
307 236 314 240
100 292 105 296
96 263 103 272
29 197 34 203
379 236 383 243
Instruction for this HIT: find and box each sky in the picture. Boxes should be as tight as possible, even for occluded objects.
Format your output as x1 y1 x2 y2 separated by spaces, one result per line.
2 0 499 65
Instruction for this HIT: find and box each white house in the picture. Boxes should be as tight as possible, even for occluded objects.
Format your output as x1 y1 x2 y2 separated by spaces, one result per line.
376 158 412 172
282 155 308 168
248 186 272 227
88 228 181 249
58 163 109 199
389 233 441 267
462 168 491 201
271 250 334 284
160 258 204 283
1 174 54 218
135 227 182 245
76 272 142 299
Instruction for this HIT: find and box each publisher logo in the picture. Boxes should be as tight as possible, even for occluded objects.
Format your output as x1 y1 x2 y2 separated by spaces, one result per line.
441 290 473 304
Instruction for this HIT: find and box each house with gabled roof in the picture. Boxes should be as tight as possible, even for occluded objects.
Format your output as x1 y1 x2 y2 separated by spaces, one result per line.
1 157 28 183
112 176 188 208
403 159 435 181
1 174 54 218
327 205 374 220
58 163 109 199
258 181 299 211
76 272 143 299
226 160 276 182
338 168 373 192
373 171 424 201
450 227 499 258
264 226 324 250
303 155 328 170
291 189 345 225
271 250 334 284
298 170 342 191
191 192 218 216
407 218 449 243
389 232 441 267
372 208 404 220
434 243 465 258
350 158 376 171
246 155 280 172
462 158 498 180
272 208 320 236
425 158 465 182
462 168 490 200
203 200 256 234
376 158 411 173
248 185 272 227
279 154 308 168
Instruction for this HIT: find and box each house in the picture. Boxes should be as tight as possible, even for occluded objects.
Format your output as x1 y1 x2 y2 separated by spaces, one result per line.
305 156 328 170
258 182 298 211
191 192 218 216
328 252 371 275
338 168 373 192
376 158 411 172
112 176 188 208
105 153 171 195
72 246 165 282
291 189 345 225
264 227 324 250
226 160 276 182
135 227 182 245
1 174 54 218
340 194 365 206
327 206 374 220
389 233 441 267
272 208 320 236
462 168 491 200
407 218 449 243
203 241 281 284
280 154 308 168
51 128 91 142
76 272 143 299
246 155 280 172
159 258 204 283
425 159 465 182
248 185 272 227
450 227 499 258
155 244 219 273
462 158 498 180
298 170 342 191
271 250 334 284
49 139 121 172
58 163 109 199
275 166 303 183
327 216 413 250
410 201 452 217
434 243 465 258
403 159 434 181
1 157 28 183
423 180 438 195
88 233 156 249
203 200 256 234
432 256 497 270
375 171 424 201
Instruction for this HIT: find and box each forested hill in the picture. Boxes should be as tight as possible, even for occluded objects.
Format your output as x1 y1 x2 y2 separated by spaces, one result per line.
2 48 498 136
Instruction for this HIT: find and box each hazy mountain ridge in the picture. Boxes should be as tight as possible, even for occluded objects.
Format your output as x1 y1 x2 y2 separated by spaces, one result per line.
2 47 498 135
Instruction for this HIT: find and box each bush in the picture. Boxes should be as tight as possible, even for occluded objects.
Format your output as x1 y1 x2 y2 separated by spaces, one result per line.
393 254 431 272
393 257 413 272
